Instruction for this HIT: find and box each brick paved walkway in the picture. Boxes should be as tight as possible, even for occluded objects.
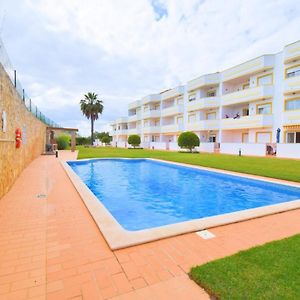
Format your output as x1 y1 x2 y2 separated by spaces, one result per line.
0 151 299 299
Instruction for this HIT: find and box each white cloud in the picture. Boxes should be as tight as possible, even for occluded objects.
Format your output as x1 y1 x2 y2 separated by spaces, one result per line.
2 0 300 135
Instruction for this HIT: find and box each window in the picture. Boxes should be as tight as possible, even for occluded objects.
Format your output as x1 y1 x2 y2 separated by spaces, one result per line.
243 83 250 89
188 114 196 123
285 99 300 111
177 97 183 105
257 74 272 86
286 65 300 78
177 116 183 124
257 103 271 114
188 94 196 102
207 112 216 120
208 135 216 143
207 90 216 97
286 132 300 143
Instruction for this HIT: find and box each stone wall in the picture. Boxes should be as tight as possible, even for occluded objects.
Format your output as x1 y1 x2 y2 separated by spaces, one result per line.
0 64 47 198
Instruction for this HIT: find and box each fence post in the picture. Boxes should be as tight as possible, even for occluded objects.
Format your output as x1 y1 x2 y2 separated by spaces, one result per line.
14 70 16 87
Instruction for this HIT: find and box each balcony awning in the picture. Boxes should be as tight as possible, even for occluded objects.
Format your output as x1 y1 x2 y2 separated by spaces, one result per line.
283 124 300 130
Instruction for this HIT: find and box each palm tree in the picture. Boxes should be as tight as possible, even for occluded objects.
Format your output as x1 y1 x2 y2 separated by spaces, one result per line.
80 92 104 145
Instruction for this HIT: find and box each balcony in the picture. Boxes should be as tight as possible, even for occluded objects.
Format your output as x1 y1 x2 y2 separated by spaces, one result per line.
222 85 273 106
115 117 128 124
127 128 142 135
143 109 161 119
187 73 220 92
221 114 273 130
222 55 274 82
143 126 161 134
161 123 183 133
128 112 141 122
161 86 184 100
142 94 161 104
186 120 220 131
116 129 128 135
282 111 300 126
187 97 219 111
283 76 300 95
161 105 183 117
283 40 300 63
128 100 142 110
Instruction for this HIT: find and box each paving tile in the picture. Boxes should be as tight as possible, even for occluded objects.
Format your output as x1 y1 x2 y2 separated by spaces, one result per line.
1 151 300 300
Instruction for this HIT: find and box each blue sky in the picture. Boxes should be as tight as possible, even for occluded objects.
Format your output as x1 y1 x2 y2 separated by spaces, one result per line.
1 0 300 135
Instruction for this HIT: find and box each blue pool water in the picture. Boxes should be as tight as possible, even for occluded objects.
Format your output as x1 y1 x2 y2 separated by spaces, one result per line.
68 159 300 231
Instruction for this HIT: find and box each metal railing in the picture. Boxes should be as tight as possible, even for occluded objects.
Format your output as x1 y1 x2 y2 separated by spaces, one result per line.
0 37 59 127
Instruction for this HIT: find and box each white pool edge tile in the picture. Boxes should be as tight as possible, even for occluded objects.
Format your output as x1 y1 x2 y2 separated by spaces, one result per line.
61 158 300 250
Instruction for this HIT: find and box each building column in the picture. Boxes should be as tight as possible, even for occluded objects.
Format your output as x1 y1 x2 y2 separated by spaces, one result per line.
71 131 76 152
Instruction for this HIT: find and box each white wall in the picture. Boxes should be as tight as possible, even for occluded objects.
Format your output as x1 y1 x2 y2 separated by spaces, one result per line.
198 143 215 153
220 143 266 156
169 142 180 151
277 143 300 159
117 141 127 148
150 142 166 150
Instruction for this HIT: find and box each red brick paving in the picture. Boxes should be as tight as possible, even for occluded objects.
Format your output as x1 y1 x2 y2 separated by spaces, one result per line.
0 151 299 299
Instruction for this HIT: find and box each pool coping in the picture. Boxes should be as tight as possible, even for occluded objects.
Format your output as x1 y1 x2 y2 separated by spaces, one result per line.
61 158 300 250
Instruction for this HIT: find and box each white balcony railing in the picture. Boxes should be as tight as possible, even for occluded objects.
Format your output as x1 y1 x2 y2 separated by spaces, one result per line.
161 105 183 117
221 114 273 130
142 94 161 104
186 120 220 131
128 100 142 110
282 111 300 126
187 73 220 92
161 86 184 100
222 55 274 82
161 123 183 133
143 126 161 134
187 97 219 111
284 76 300 95
116 129 128 135
222 85 273 106
283 40 300 63
143 110 161 119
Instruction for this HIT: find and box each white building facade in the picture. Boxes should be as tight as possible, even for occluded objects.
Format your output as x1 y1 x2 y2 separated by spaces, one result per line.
110 40 300 159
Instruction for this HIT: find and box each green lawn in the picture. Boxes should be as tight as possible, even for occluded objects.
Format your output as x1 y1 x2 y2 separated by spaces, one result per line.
189 234 300 300
77 146 300 182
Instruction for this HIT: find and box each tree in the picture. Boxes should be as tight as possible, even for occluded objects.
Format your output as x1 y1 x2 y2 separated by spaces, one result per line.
101 135 110 145
94 131 112 142
178 131 200 152
128 135 141 148
80 92 104 145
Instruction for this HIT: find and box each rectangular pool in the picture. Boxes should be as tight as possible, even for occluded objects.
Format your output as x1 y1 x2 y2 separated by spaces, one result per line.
68 158 300 231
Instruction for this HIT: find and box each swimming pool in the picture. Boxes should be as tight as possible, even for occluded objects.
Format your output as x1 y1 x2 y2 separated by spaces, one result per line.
68 158 300 232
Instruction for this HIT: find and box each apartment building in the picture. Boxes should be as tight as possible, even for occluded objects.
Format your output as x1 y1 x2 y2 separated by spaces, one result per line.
110 40 300 159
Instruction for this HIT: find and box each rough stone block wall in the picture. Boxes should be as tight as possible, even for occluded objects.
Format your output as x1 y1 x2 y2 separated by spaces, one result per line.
0 64 46 198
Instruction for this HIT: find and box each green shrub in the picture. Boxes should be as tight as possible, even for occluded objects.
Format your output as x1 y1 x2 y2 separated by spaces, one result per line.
128 134 141 148
101 135 111 144
178 131 200 152
76 136 90 145
56 134 70 150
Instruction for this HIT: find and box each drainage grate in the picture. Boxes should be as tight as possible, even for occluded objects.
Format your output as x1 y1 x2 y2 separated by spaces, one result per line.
196 230 216 240
36 194 47 199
